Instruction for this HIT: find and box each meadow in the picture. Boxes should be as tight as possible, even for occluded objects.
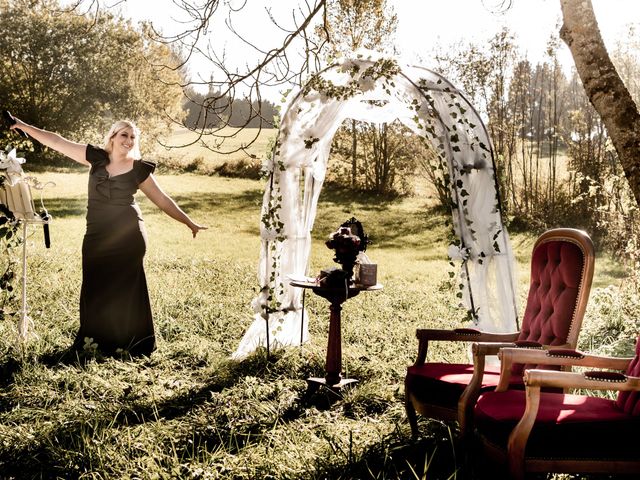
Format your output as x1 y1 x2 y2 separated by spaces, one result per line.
0 132 630 479
152 127 275 174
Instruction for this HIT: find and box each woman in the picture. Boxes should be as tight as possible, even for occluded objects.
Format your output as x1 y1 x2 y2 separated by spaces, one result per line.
9 117 207 356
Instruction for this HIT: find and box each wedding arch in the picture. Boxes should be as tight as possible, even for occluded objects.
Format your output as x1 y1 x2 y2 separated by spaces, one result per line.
233 53 518 359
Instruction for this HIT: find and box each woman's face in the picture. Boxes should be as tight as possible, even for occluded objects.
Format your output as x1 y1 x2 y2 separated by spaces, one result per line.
111 127 136 156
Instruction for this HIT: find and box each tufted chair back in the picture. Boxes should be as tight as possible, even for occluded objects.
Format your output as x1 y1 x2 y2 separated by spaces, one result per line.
616 337 640 415
513 229 595 375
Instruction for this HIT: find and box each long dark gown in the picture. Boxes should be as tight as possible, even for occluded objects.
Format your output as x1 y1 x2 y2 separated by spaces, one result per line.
73 144 156 356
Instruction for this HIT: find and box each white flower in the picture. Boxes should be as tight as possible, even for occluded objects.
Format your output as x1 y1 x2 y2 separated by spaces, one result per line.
448 244 470 261
0 149 26 186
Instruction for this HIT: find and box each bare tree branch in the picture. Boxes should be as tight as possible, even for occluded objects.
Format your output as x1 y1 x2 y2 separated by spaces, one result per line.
153 0 328 154
42 0 329 154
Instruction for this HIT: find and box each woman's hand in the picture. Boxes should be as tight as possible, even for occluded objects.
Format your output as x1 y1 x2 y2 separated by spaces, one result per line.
189 222 208 238
7 115 23 130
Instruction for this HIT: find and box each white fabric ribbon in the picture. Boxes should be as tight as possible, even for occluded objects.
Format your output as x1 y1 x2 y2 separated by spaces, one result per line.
0 149 26 186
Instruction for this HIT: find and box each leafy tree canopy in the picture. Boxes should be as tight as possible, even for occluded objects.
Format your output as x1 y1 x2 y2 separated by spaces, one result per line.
0 0 185 157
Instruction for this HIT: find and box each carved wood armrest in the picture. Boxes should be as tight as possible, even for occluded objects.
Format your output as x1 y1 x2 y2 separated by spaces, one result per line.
498 347 632 380
465 341 541 400
524 369 640 391
472 341 517 357
494 344 576 391
415 328 519 343
413 328 518 365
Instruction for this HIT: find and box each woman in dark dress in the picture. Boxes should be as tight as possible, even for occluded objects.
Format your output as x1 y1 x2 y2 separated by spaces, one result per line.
9 118 207 356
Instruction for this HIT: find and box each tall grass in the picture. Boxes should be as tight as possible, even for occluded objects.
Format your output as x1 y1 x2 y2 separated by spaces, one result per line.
0 166 628 478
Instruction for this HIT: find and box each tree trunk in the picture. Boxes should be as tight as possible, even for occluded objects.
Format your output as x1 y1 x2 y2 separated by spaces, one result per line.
560 0 640 205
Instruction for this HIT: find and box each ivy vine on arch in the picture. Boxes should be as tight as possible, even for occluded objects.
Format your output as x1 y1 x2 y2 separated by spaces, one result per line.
0 176 21 321
233 53 518 359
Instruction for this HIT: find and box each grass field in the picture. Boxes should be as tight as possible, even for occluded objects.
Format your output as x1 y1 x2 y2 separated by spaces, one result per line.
152 127 276 171
0 149 633 478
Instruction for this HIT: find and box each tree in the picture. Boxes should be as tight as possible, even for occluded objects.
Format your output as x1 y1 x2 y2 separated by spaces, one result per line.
53 0 640 207
560 0 640 205
56 0 328 154
360 122 417 195
0 0 184 157
319 0 398 187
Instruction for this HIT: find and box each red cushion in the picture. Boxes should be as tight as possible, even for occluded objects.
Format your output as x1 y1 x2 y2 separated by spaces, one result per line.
475 389 639 460
547 348 584 358
405 363 521 409
514 240 584 375
617 336 640 415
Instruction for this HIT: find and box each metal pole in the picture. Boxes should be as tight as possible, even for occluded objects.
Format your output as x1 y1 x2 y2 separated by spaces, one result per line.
19 220 27 340
265 308 270 359
300 288 306 346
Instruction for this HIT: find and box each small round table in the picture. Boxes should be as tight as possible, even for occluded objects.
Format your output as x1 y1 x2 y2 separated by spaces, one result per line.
290 279 383 390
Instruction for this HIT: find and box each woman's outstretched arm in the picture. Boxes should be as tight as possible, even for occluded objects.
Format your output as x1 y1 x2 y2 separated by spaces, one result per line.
139 174 207 238
10 118 89 166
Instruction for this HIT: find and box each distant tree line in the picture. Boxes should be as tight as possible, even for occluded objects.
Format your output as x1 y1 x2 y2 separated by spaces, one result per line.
182 87 278 129
430 26 640 254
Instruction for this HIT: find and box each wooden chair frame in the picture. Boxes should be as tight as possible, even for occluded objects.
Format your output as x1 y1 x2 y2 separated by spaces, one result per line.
477 346 640 479
405 228 595 437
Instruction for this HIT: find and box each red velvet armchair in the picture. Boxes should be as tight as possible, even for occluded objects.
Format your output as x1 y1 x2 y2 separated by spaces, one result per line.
405 228 595 437
474 338 640 479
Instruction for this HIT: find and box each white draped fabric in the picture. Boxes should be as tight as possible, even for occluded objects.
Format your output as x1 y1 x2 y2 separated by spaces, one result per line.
232 54 518 360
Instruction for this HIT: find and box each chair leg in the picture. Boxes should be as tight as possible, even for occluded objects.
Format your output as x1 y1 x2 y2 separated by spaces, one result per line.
405 390 420 437
457 393 476 441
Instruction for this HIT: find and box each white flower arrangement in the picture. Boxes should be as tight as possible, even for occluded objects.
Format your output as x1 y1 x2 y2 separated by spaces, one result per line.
0 148 26 186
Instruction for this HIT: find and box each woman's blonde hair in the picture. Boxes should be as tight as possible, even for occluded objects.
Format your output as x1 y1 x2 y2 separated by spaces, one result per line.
102 120 141 159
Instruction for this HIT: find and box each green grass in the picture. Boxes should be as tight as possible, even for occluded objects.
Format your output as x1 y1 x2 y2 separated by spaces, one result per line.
152 127 276 170
0 168 630 479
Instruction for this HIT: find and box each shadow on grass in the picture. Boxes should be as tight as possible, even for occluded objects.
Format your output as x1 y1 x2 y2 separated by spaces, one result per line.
0 348 314 476
42 184 450 252
166 190 263 215
313 201 450 251
39 197 87 218
114 349 284 425
317 184 399 210
0 356 21 388
0 345 151 412
305 420 466 480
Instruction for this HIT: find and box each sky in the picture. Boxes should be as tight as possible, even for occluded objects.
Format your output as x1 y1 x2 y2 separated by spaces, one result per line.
112 0 640 98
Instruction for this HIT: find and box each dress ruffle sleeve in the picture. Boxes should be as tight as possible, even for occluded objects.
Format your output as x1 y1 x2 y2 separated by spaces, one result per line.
86 144 109 172
134 160 156 185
